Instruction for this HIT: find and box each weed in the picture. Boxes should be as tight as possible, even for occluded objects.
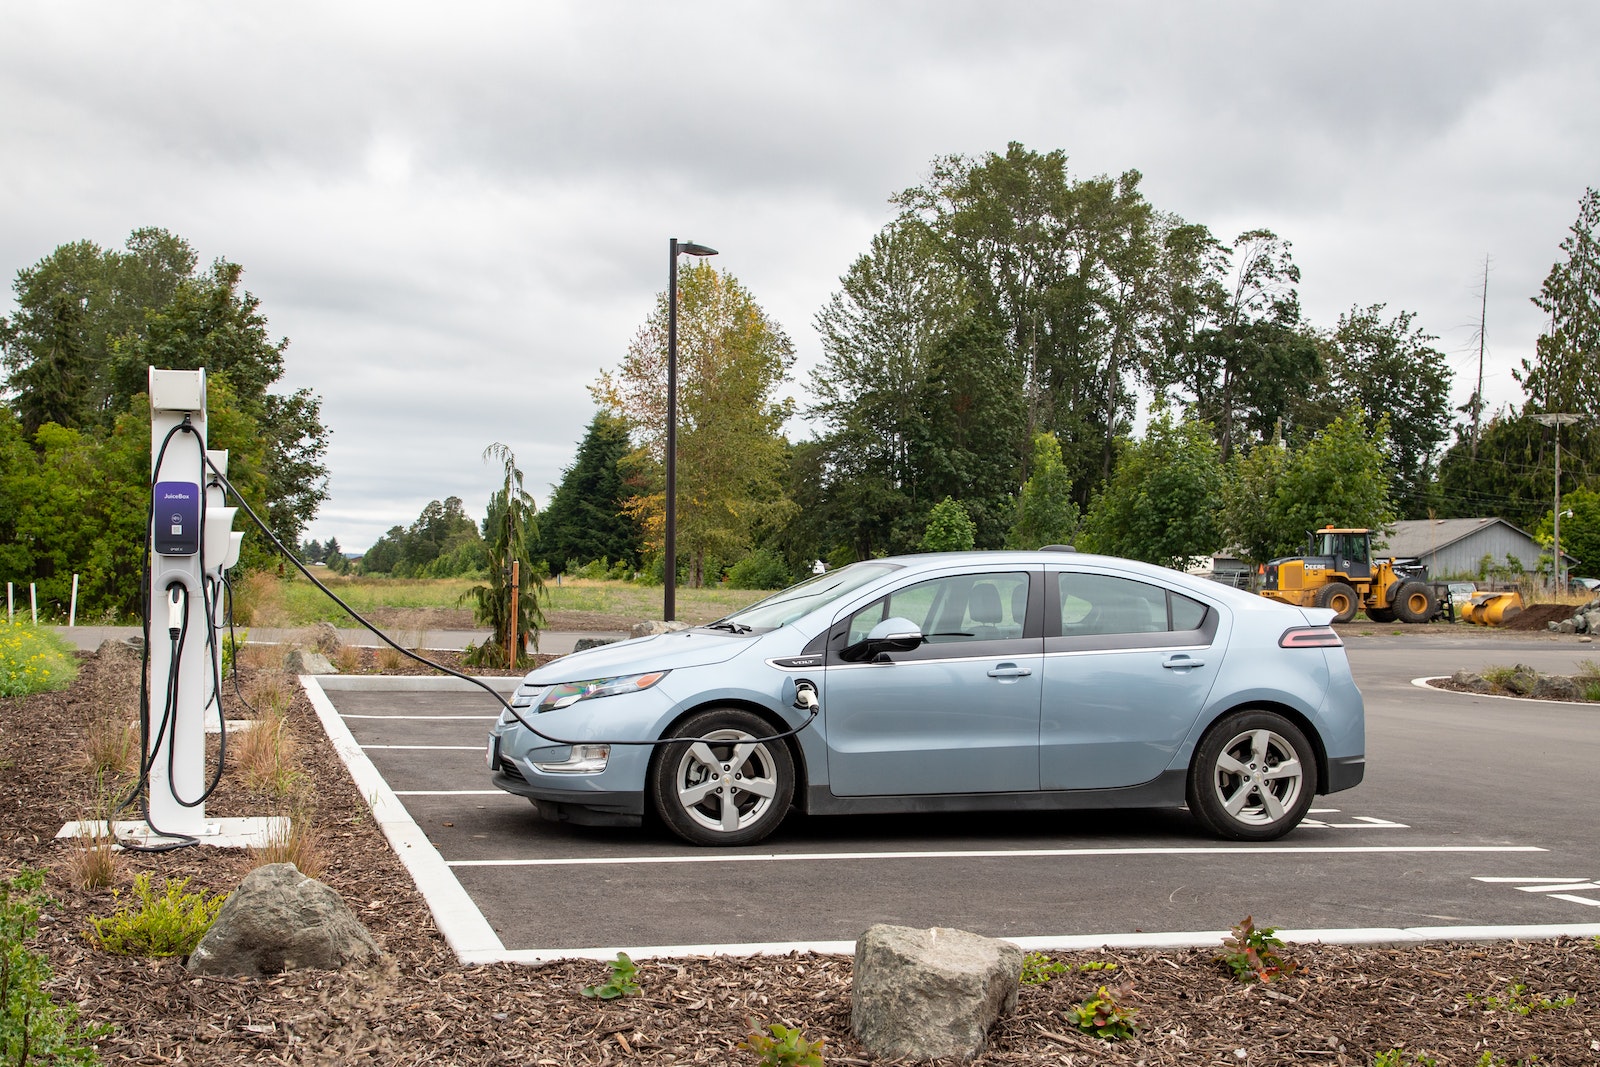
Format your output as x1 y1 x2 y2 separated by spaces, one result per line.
233 704 305 797
375 644 406 672
1374 1051 1437 1066
1218 916 1298 983
1070 984 1137 1040
334 645 365 673
2 868 111 1064
1474 1053 1541 1066
64 781 122 890
249 809 327 880
233 571 288 627
220 630 247 676
1479 664 1519 688
741 1021 825 1066
580 952 641 999
1020 952 1117 985
87 873 225 957
78 713 137 779
1467 981 1576 1015
0 622 79 698
1574 657 1600 679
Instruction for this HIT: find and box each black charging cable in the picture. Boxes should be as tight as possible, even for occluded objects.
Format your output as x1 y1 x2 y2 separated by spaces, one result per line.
202 455 820 750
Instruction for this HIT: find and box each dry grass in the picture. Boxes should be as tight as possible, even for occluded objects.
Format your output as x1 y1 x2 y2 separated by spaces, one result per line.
248 807 327 880
334 645 365 673
65 777 123 889
232 570 291 627
236 640 281 671
78 713 138 779
375 644 407 671
233 701 304 796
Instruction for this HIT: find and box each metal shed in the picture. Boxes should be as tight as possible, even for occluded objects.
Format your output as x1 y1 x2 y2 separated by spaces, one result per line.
1382 518 1573 578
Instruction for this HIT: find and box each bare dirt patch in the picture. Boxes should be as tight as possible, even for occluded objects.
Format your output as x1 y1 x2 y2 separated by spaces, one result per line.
5 646 1600 1064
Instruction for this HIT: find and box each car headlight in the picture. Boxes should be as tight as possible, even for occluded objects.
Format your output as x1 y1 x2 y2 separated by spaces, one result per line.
537 670 669 711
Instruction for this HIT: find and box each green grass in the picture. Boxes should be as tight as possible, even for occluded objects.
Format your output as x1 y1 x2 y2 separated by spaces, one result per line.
0 622 80 698
263 574 767 627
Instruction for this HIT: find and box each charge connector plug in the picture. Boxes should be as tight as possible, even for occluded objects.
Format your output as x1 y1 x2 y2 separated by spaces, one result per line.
167 586 183 639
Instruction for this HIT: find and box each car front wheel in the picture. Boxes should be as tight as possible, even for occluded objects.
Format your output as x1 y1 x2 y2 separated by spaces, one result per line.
1187 710 1317 841
650 708 794 847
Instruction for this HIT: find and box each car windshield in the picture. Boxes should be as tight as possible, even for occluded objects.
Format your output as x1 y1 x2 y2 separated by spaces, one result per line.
714 562 900 630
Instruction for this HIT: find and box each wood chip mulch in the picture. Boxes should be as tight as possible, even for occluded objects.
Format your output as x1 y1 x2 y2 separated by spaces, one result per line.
4 642 1599 1065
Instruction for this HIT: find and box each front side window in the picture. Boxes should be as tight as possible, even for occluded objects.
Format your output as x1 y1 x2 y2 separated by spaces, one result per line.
844 571 1031 647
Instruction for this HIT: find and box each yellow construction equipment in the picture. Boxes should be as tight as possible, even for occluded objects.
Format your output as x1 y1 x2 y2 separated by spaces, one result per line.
1458 590 1525 626
1258 526 1438 624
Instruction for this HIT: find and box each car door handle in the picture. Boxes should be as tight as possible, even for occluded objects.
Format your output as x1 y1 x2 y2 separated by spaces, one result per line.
987 665 1033 679
1162 655 1204 670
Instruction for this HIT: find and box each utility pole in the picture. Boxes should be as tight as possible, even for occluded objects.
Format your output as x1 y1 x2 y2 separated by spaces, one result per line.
1471 256 1488 459
1533 412 1581 590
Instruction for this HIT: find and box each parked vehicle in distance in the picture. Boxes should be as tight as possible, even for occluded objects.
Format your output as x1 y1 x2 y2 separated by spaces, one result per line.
488 550 1366 846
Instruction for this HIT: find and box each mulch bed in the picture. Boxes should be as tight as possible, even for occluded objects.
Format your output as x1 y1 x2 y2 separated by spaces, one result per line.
4 643 1600 1064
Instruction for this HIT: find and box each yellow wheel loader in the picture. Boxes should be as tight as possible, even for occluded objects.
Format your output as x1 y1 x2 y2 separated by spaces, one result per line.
1258 527 1441 624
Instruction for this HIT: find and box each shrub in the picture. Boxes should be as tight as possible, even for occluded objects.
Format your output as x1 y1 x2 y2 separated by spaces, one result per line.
0 624 79 698
86 873 225 957
580 952 640 999
2 868 110 1064
727 549 793 590
1219 916 1298 983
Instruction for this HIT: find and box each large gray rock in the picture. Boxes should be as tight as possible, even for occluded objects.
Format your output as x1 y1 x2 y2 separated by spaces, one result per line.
284 648 337 674
573 636 619 652
1582 610 1600 635
629 620 690 639
1450 669 1493 694
188 863 388 976
1533 675 1583 702
851 924 1023 1062
311 621 342 654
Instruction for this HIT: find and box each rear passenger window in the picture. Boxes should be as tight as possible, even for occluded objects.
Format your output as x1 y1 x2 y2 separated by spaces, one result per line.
1058 574 1210 636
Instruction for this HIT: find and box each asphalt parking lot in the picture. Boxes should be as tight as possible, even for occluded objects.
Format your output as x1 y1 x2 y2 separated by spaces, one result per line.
305 637 1600 962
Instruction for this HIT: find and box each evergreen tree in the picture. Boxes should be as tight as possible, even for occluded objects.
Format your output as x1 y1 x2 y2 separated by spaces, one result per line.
538 412 641 572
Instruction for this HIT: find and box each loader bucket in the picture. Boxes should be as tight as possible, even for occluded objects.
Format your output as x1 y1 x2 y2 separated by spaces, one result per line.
1460 590 1525 626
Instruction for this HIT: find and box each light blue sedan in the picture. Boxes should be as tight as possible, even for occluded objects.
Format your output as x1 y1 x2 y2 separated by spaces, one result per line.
488 550 1365 846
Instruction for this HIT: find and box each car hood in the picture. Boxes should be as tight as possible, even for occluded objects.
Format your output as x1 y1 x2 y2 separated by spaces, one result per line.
523 629 756 683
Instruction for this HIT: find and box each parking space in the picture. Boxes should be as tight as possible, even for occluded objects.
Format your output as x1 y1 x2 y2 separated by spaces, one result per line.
305 646 1600 961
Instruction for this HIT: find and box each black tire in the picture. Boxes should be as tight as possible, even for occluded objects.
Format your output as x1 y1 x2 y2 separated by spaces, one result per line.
1392 581 1436 624
1186 710 1318 841
1365 605 1397 623
649 708 794 847
1315 581 1359 624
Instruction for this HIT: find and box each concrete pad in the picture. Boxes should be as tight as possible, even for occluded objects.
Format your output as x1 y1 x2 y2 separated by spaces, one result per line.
57 816 291 849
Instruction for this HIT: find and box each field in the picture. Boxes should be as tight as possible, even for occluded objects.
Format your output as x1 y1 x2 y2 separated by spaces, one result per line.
240 573 769 629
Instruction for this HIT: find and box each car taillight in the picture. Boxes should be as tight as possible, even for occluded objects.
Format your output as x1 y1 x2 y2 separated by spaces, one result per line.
1280 626 1342 648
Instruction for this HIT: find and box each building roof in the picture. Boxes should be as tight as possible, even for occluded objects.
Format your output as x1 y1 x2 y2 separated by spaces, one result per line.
1385 517 1574 564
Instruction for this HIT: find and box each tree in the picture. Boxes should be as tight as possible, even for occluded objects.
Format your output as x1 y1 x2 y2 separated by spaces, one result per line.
462 444 545 667
537 412 641 573
893 143 1173 492
1516 188 1600 415
1534 486 1600 579
1327 304 1453 519
1219 441 1292 566
920 497 976 552
1272 410 1397 549
1007 432 1079 549
593 262 796 587
1077 413 1223 569
357 497 483 577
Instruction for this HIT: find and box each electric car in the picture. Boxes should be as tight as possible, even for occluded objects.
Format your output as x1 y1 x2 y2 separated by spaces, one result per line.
487 550 1365 846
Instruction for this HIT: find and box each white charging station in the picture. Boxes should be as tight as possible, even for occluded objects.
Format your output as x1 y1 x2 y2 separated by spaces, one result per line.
59 367 283 849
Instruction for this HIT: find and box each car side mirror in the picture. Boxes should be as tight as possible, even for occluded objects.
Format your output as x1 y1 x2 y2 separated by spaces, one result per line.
842 616 925 661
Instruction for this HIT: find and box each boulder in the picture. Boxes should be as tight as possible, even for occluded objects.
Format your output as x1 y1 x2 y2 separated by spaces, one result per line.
573 637 619 652
284 649 337 674
851 924 1023 1062
1557 619 1578 635
311 621 342 654
1533 675 1583 702
629 620 691 639
1449 669 1493 694
188 863 388 976
1503 664 1540 695
1583 610 1600 635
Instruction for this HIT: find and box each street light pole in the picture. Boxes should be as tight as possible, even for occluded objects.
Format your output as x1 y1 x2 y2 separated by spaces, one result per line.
1534 412 1581 591
664 237 718 622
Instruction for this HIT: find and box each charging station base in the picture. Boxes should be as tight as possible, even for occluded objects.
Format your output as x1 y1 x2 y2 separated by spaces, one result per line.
56 817 290 850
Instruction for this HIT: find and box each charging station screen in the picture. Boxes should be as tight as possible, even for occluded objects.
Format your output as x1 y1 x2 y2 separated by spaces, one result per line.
154 481 202 555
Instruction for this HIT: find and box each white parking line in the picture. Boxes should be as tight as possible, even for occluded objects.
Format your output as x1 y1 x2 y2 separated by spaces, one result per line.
394 790 508 796
361 745 485 751
447 844 1545 869
342 714 498 721
1473 875 1600 907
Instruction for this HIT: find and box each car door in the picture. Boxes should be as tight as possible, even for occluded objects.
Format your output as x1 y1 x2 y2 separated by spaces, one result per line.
1039 568 1225 790
822 568 1042 796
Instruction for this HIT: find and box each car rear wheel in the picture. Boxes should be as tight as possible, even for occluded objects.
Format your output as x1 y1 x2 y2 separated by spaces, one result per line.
650 708 794 847
1187 710 1317 841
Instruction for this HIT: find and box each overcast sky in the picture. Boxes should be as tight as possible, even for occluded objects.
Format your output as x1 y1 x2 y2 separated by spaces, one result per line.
3 3 1597 551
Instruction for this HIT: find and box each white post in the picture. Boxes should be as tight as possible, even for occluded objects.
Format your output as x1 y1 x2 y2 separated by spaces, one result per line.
147 368 211 837
30 584 37 624
69 574 79 627
6 582 11 624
